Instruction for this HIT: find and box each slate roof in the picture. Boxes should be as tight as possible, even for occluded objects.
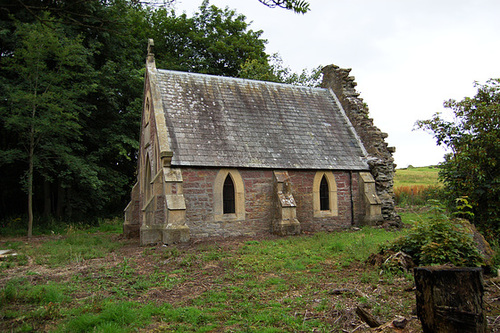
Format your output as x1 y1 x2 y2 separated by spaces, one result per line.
155 69 369 170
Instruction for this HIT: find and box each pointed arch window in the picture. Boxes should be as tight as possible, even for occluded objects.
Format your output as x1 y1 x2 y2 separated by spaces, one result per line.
319 175 329 211
144 155 152 202
313 171 338 217
214 169 245 221
223 175 236 214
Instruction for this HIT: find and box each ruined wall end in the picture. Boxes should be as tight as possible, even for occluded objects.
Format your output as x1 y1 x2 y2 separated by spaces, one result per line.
321 65 400 225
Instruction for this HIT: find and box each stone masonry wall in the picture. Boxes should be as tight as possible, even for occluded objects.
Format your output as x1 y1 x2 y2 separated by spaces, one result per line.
290 170 364 232
321 65 400 225
181 168 364 238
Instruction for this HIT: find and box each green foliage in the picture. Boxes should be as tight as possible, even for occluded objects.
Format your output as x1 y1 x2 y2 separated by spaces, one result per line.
148 0 269 78
387 203 483 266
257 0 311 14
239 53 322 86
1 0 313 228
416 79 500 238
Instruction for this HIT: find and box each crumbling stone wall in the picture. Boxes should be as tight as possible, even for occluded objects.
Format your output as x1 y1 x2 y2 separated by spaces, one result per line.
321 65 400 225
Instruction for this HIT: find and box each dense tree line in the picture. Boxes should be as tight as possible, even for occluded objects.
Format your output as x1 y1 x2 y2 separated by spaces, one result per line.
1 0 309 233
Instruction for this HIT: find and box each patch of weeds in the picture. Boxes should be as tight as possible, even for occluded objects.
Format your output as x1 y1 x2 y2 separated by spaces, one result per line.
0 253 28 270
160 305 214 326
199 246 228 262
2 240 24 250
263 276 286 287
32 301 63 320
61 301 149 333
360 270 379 284
29 233 122 266
194 290 229 306
27 283 71 304
116 257 135 276
163 275 184 289
371 302 392 322
227 270 253 281
283 258 307 271
170 268 185 275
163 247 180 259
131 278 154 291
315 298 330 311
329 240 345 253
179 253 197 267
379 270 397 284
142 246 157 256
1 278 70 318
1 277 26 303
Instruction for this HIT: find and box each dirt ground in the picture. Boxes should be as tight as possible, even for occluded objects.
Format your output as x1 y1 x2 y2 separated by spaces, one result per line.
1 233 499 332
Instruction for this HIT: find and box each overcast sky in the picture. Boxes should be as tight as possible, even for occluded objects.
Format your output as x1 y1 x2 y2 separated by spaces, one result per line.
174 0 500 168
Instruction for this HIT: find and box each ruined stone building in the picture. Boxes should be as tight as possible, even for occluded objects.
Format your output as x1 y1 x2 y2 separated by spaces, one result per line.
124 40 398 245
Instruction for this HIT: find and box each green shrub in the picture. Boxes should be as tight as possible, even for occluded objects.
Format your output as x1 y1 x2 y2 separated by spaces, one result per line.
387 204 483 267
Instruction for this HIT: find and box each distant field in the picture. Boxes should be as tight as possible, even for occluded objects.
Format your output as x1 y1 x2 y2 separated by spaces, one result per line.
394 166 441 187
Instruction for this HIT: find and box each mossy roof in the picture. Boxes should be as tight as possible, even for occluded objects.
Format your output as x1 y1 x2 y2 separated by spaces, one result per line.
156 69 368 170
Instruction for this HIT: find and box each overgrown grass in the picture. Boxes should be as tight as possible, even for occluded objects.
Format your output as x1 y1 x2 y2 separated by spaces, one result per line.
394 166 444 207
394 185 446 207
0 216 123 237
28 232 122 267
0 218 123 270
1 227 413 332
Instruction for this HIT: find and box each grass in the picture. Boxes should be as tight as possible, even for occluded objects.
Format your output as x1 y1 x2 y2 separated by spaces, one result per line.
2 211 496 331
29 232 122 267
1 225 416 332
394 166 440 188
394 166 444 207
0 216 123 238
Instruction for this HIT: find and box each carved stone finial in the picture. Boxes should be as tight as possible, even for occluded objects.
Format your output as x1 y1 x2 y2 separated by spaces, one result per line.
147 38 155 63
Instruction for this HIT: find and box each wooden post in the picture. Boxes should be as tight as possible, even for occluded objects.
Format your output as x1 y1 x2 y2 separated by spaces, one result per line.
414 266 486 333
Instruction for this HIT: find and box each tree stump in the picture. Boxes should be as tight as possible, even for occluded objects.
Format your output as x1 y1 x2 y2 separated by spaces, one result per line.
414 266 486 333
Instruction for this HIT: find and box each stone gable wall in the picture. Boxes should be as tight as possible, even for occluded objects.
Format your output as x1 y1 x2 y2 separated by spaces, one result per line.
181 168 364 238
321 65 399 225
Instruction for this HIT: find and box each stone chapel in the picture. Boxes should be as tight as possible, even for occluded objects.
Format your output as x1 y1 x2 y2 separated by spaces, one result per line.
124 40 398 245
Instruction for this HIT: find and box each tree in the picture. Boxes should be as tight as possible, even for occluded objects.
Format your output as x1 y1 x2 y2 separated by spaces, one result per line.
239 53 322 86
257 0 310 13
147 0 270 77
0 0 314 231
416 79 500 238
0 14 97 236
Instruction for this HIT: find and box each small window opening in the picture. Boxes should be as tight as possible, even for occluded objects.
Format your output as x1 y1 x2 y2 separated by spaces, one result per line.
319 175 329 211
223 175 235 214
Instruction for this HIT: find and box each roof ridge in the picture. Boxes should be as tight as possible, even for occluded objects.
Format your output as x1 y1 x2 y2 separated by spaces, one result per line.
156 68 327 91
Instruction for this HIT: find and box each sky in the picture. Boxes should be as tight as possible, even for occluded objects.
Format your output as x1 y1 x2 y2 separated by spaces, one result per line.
173 0 500 168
